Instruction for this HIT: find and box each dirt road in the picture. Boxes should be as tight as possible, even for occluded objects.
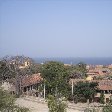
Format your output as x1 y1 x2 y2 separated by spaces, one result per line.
15 97 84 112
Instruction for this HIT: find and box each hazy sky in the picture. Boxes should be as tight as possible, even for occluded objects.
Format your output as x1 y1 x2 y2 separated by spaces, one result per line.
0 0 112 58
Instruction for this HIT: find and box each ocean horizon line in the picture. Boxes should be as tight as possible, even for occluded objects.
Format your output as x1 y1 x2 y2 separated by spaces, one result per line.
34 57 112 65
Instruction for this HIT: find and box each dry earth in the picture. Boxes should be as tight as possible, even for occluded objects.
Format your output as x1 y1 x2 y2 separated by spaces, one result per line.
15 97 84 112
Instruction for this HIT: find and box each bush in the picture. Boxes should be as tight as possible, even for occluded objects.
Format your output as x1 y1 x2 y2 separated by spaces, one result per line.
47 95 67 112
103 104 112 112
0 88 29 112
99 92 105 104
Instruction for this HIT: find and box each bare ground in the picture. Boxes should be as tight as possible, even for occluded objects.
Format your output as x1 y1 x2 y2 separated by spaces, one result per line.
15 97 84 112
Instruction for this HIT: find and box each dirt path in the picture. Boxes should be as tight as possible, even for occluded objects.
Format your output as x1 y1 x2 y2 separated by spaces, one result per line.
15 97 84 112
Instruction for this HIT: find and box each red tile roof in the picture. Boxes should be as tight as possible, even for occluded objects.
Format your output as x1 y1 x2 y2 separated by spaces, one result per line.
94 80 112 91
70 79 112 91
21 73 43 87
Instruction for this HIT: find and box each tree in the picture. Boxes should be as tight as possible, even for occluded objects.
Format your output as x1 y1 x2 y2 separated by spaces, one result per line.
69 62 87 79
102 98 112 112
0 55 39 96
75 62 88 78
41 61 70 98
74 81 98 102
0 88 29 112
0 59 16 80
23 63 41 75
47 95 67 112
99 92 105 104
103 104 112 112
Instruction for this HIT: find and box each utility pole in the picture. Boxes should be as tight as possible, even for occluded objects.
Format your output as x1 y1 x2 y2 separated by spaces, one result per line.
15 58 21 96
44 82 45 99
72 79 74 96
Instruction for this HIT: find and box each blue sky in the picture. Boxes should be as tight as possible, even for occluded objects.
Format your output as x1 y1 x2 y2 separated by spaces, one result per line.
0 0 112 58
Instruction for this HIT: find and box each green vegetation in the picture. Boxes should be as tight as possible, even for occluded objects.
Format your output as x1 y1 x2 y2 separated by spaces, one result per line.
0 56 41 96
99 92 105 104
74 81 98 103
41 61 70 98
70 62 87 79
103 105 112 112
102 99 112 112
47 95 67 112
26 63 41 74
75 62 88 78
0 60 15 80
41 61 70 112
0 56 41 80
0 88 29 112
1 55 112 112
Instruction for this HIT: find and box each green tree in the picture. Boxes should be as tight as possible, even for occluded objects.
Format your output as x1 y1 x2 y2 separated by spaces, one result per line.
0 55 37 80
75 62 88 78
74 81 98 102
41 61 70 98
70 62 87 79
103 103 112 112
23 63 41 75
99 92 105 104
0 60 16 80
47 95 67 112
0 56 40 96
0 88 29 112
102 98 112 112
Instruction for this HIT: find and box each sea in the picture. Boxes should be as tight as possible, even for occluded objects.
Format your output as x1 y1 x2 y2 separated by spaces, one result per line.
34 57 112 65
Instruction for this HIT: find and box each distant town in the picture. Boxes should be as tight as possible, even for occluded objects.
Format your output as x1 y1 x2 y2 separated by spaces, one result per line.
0 56 112 112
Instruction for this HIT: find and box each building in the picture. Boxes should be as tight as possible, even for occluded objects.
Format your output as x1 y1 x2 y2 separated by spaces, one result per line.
21 73 43 96
70 79 112 103
94 80 112 103
1 73 43 96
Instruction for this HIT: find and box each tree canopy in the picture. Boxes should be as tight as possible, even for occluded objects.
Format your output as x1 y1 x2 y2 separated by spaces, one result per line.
69 62 87 79
0 88 29 112
74 81 98 102
47 95 67 112
41 61 70 98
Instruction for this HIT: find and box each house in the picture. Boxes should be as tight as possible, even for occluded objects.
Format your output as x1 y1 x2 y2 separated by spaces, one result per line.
94 80 112 103
21 73 43 96
70 79 112 103
1 73 43 96
87 68 110 79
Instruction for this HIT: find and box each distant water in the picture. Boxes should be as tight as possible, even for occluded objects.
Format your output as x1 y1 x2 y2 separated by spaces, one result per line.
34 57 112 65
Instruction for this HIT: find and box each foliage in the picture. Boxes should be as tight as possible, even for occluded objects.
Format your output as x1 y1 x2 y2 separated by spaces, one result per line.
47 95 67 112
84 108 100 112
95 76 104 80
41 61 70 98
20 63 41 76
84 108 93 112
103 104 112 112
75 62 88 78
0 56 41 79
0 88 29 112
74 81 98 102
102 99 112 112
99 92 105 104
0 60 15 80
0 56 41 95
70 62 87 79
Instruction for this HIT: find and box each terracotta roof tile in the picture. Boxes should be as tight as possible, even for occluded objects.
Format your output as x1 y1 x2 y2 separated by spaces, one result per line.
21 74 43 87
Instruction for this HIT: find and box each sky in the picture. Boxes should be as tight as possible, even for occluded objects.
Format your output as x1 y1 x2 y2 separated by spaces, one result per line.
0 0 112 58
